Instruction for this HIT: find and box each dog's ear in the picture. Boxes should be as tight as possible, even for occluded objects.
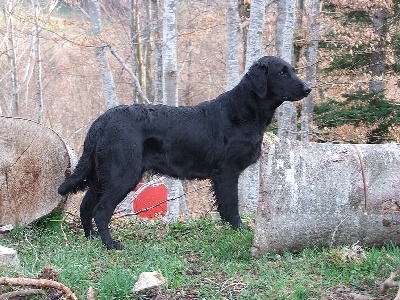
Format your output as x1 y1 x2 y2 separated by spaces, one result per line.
245 61 269 99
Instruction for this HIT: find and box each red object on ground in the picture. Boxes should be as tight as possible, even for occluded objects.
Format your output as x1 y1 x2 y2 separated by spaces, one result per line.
133 183 168 219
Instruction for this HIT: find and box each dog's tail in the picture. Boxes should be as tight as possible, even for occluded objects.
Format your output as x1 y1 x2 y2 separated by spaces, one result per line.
58 106 122 196
58 128 100 196
58 148 94 195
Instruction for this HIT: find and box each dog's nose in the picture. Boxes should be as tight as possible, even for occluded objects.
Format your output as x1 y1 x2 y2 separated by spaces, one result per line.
303 85 312 95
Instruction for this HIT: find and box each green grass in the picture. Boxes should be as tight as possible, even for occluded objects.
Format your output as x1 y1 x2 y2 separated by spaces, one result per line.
1 215 399 299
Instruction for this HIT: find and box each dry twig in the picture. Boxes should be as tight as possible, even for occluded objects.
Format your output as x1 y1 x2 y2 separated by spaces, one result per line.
380 269 400 300
107 44 150 104
0 288 45 299
0 277 77 300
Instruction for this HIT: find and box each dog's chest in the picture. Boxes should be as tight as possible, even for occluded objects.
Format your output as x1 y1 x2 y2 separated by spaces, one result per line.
224 130 262 169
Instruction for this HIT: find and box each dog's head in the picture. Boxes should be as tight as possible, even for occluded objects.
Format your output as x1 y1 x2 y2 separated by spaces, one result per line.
245 56 311 102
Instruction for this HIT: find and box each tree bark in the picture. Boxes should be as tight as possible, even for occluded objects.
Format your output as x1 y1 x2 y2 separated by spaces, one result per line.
162 0 188 222
151 0 162 103
32 0 43 123
162 0 178 105
253 134 400 256
183 40 193 105
301 0 319 141
0 117 72 227
87 0 118 109
226 0 240 90
238 0 266 215
3 0 19 116
276 0 297 140
142 0 153 100
369 6 387 94
130 0 142 103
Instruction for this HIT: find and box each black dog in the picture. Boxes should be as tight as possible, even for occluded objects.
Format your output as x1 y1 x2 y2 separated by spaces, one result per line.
58 56 311 249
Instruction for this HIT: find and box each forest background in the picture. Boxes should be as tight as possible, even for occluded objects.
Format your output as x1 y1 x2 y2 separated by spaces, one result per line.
1 0 400 216
2 0 400 147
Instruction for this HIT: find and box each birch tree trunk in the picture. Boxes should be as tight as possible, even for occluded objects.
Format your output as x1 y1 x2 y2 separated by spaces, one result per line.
151 0 163 103
226 0 240 90
130 0 141 103
238 0 265 215
142 0 153 100
162 0 178 105
162 0 188 222
183 40 193 105
87 0 118 109
32 0 43 123
3 0 19 116
301 0 319 141
276 0 297 140
253 136 400 256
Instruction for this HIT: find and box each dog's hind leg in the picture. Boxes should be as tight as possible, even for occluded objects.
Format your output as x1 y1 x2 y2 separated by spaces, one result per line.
80 183 101 239
211 170 243 229
93 177 138 250
93 142 142 250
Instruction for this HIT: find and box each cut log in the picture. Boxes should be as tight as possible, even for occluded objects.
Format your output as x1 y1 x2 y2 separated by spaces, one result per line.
252 134 400 257
0 116 73 226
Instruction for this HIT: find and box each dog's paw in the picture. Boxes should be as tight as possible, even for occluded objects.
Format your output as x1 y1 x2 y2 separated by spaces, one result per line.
105 240 123 250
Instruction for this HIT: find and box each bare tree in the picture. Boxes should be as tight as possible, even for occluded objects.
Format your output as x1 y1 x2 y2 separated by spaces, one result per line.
162 0 188 222
142 0 153 100
31 0 59 123
130 0 142 103
32 0 44 122
226 0 240 90
301 0 319 141
2 0 19 116
276 0 297 139
86 0 118 109
238 0 266 215
151 0 162 103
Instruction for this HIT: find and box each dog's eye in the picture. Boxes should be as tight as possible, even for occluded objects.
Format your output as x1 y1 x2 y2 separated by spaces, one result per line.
278 71 286 76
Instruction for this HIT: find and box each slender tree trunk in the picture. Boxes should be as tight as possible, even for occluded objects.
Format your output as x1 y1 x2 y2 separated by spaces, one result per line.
162 0 178 105
142 0 153 100
3 1 19 116
276 0 297 140
162 0 188 222
87 0 118 109
130 0 142 103
369 6 387 94
226 0 240 90
245 0 266 68
301 0 319 141
238 0 250 73
238 0 265 215
184 40 193 105
151 0 162 103
32 0 43 123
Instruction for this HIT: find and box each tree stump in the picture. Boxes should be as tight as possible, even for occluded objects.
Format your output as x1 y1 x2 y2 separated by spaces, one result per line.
252 134 400 257
0 117 72 226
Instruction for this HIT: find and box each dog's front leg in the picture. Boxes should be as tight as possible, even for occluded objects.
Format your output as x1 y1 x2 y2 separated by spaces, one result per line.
211 171 243 229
